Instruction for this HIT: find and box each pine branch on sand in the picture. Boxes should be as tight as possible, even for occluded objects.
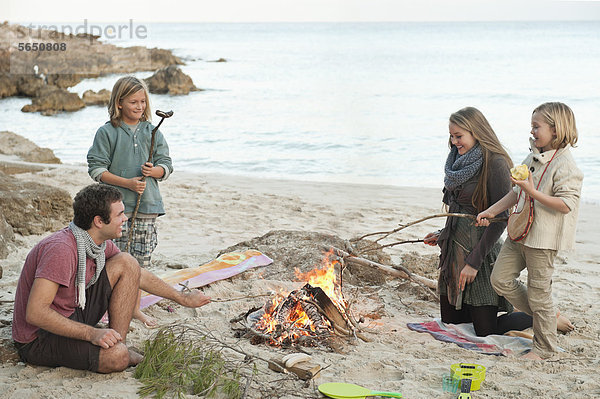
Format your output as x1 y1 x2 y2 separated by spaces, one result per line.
134 323 316 399
134 325 245 399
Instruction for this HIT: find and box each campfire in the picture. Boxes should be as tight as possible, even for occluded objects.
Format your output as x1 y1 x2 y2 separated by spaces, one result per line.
235 250 360 347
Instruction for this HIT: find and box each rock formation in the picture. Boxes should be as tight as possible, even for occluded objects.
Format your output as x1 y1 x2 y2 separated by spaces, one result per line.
21 85 86 115
144 65 199 95
1 22 185 114
0 209 14 261
0 172 73 236
82 89 111 106
0 131 61 163
0 132 70 260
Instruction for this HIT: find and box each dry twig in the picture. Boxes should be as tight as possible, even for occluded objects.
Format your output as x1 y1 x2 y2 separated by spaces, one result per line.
329 246 439 301
359 239 424 253
212 294 273 303
352 212 506 244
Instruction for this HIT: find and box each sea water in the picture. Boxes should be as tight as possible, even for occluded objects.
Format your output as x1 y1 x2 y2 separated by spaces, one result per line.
2 22 599 202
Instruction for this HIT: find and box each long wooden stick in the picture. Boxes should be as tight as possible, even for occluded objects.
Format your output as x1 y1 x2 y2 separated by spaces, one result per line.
125 115 169 252
359 239 425 253
352 212 507 244
210 294 273 303
328 246 439 300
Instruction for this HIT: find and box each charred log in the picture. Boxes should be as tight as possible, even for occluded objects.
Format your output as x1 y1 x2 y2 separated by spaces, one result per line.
241 283 358 347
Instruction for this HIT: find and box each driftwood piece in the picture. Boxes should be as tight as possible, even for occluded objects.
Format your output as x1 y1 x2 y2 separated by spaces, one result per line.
230 306 262 324
352 212 507 244
268 355 322 380
359 239 424 253
329 246 439 300
308 285 351 332
240 283 362 347
126 111 173 252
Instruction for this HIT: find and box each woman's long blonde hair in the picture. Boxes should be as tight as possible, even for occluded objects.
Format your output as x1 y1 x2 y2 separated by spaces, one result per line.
449 107 513 212
108 76 152 127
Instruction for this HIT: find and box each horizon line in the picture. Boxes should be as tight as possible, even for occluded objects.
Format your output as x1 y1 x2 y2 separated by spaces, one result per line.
8 18 600 24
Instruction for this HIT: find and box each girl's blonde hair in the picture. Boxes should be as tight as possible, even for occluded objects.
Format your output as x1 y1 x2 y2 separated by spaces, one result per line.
449 107 513 212
533 102 578 149
108 76 152 127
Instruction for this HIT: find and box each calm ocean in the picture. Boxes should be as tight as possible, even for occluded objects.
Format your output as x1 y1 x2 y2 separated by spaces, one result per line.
2 22 599 202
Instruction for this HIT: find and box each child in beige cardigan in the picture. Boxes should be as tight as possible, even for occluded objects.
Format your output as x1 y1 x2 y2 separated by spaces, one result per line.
476 102 583 360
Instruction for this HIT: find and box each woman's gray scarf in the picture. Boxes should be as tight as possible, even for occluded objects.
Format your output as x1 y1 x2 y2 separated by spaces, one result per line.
444 143 483 190
68 221 106 310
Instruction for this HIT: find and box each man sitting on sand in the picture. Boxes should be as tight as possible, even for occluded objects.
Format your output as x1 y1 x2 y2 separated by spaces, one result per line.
12 184 211 373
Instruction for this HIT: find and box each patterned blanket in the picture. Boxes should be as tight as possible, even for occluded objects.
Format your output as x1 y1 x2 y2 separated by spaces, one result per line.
407 318 532 356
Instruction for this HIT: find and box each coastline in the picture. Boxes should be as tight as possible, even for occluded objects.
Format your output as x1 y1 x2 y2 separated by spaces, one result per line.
3 21 600 204
1 18 600 397
1 158 599 398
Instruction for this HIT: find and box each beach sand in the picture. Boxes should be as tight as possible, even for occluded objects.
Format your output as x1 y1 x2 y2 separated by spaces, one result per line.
0 160 599 398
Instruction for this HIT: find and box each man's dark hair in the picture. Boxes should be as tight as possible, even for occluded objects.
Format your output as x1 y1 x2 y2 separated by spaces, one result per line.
73 184 123 229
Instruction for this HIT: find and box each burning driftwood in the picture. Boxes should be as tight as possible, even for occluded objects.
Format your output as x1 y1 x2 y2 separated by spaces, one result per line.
232 251 367 348
253 283 352 345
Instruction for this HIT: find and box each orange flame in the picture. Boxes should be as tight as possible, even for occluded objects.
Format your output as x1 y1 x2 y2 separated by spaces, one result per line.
295 249 347 313
254 250 346 345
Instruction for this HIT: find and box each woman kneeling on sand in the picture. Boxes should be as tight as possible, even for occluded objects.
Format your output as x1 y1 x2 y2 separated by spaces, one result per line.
424 107 573 337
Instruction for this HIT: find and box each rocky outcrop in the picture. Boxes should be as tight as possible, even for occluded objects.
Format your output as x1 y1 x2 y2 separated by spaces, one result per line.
0 209 14 260
16 75 46 96
21 85 85 115
0 172 73 236
0 73 46 98
144 65 199 95
151 48 183 68
0 72 17 97
1 22 185 114
1 24 183 80
0 131 61 163
82 89 111 106
0 132 70 260
46 74 84 89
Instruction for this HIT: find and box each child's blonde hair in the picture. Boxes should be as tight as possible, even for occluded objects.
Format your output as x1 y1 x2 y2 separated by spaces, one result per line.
533 102 578 149
108 76 152 127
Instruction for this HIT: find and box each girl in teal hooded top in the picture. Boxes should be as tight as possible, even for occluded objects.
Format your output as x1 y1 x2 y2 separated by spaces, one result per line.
87 76 173 327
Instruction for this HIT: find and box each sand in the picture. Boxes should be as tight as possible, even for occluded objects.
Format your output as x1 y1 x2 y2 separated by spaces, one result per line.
0 159 599 398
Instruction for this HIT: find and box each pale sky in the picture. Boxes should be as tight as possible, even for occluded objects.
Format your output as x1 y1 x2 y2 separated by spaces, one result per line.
5 0 600 22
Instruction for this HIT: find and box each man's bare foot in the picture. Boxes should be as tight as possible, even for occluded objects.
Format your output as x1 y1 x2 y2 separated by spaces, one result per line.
522 351 543 360
556 311 574 333
133 309 158 329
177 289 211 308
128 349 144 366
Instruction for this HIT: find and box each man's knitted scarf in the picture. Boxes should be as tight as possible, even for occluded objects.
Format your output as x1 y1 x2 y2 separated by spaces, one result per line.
444 143 483 191
68 221 106 309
